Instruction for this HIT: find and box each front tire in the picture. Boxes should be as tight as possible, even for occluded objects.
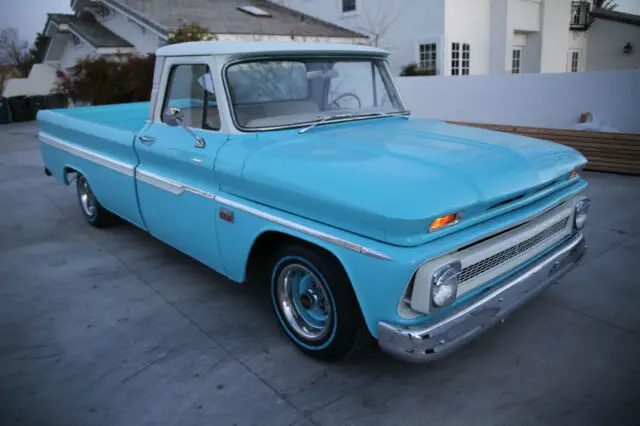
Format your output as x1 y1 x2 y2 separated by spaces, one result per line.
76 174 116 228
270 243 366 362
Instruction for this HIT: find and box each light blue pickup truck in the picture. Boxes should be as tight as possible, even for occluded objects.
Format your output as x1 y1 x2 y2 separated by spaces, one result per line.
38 41 589 362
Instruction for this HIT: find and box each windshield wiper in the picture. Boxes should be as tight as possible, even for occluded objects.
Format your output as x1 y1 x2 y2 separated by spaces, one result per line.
298 111 411 134
299 113 359 134
366 111 411 119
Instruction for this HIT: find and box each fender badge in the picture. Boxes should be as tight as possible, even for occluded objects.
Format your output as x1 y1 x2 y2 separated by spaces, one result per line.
219 208 234 223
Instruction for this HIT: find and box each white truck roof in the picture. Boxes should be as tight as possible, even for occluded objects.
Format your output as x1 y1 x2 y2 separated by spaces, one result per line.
155 40 389 57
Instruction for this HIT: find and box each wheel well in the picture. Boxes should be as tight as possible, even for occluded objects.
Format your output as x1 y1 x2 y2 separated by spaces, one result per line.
63 166 80 185
245 231 346 285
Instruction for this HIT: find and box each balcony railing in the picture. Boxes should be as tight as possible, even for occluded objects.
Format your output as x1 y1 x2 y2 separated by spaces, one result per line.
570 1 591 30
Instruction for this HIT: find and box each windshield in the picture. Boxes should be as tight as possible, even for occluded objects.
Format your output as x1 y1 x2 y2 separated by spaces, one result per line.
225 57 406 130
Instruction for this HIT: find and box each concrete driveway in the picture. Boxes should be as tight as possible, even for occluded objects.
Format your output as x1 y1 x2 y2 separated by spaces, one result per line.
1 121 638 426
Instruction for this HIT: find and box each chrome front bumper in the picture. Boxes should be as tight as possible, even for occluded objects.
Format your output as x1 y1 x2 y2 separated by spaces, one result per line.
378 232 587 362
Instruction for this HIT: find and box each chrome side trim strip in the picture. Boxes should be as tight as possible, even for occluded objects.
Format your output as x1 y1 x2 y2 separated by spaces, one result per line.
185 186 215 200
216 196 393 261
39 132 214 200
39 133 135 177
40 133 390 260
135 169 184 195
135 169 215 199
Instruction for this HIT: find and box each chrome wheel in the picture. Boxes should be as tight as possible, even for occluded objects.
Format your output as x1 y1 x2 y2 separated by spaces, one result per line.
275 263 333 342
77 175 96 218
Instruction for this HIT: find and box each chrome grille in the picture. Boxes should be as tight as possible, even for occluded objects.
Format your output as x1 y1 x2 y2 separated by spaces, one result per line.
459 216 570 283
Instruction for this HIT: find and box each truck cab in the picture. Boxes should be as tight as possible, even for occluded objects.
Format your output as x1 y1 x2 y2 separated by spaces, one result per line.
38 41 589 362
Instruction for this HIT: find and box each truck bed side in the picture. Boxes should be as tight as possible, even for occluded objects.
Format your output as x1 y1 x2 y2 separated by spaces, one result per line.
38 102 149 228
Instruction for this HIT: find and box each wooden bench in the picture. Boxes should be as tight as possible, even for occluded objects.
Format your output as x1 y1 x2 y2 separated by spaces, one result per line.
450 122 640 176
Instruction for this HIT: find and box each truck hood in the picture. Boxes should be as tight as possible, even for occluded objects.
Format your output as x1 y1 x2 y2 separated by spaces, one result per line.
226 118 586 246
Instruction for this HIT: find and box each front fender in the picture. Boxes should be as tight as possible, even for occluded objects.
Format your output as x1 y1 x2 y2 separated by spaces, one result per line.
213 195 416 337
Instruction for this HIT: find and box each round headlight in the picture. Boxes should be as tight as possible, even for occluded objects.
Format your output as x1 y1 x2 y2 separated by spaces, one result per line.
431 261 461 308
574 198 590 230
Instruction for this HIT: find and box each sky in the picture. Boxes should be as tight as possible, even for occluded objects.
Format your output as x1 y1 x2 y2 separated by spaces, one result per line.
1 0 639 44
1 0 72 44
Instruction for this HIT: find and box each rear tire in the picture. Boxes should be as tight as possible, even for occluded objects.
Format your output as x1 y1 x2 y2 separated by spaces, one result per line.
270 243 367 362
76 174 116 228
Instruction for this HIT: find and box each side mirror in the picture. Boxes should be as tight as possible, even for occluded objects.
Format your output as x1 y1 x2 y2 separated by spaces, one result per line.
163 107 184 127
162 107 206 148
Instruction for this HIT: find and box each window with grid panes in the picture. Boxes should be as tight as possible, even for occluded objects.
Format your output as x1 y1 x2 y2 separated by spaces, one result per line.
419 43 437 72
512 47 523 74
461 43 470 75
570 51 580 72
451 42 470 75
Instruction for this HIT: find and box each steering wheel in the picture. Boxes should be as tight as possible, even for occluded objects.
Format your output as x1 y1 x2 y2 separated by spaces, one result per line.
330 92 362 109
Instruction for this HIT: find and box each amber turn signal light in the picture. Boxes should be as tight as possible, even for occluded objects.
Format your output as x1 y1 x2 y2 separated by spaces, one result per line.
429 213 460 232
570 170 578 179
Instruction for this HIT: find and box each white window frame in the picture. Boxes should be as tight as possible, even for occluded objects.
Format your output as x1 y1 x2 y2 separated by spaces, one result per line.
568 49 581 72
512 46 524 74
461 43 470 75
418 42 438 74
154 55 231 132
451 42 470 76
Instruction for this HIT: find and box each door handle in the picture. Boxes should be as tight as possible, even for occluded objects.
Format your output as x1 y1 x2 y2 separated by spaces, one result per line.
138 135 156 144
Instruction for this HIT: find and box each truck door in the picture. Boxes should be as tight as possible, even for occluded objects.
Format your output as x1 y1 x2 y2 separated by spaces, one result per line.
134 58 227 272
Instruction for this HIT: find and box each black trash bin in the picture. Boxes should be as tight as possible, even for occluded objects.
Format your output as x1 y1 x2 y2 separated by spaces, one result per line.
28 95 48 117
46 93 68 110
8 96 32 123
0 97 10 125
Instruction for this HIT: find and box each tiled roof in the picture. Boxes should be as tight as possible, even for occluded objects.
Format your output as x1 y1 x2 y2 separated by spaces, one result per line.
49 13 134 48
103 0 367 38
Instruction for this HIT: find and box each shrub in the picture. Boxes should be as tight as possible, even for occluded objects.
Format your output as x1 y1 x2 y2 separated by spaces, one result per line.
57 54 155 106
167 21 217 44
400 63 437 76
57 22 216 105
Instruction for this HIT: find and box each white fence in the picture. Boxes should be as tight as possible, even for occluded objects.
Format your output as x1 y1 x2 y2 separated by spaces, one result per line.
396 69 640 134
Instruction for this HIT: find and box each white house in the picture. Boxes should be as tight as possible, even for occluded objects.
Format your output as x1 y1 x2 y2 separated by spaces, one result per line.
586 8 640 71
270 0 639 75
3 0 366 97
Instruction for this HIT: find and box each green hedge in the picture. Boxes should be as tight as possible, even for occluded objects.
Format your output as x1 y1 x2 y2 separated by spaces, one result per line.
57 22 214 106
57 54 155 106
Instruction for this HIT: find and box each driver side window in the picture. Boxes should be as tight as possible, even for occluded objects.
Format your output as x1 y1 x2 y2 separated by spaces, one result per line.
163 63 220 131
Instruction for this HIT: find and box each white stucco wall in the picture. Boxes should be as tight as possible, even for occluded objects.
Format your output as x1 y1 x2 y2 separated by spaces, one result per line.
274 0 446 75
272 0 590 76
2 63 60 97
511 0 541 32
489 0 509 73
271 0 635 76
60 40 96 70
95 6 163 53
586 19 640 71
524 32 543 73
566 30 588 72
444 0 491 75
44 33 71 62
396 69 640 133
538 0 583 73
